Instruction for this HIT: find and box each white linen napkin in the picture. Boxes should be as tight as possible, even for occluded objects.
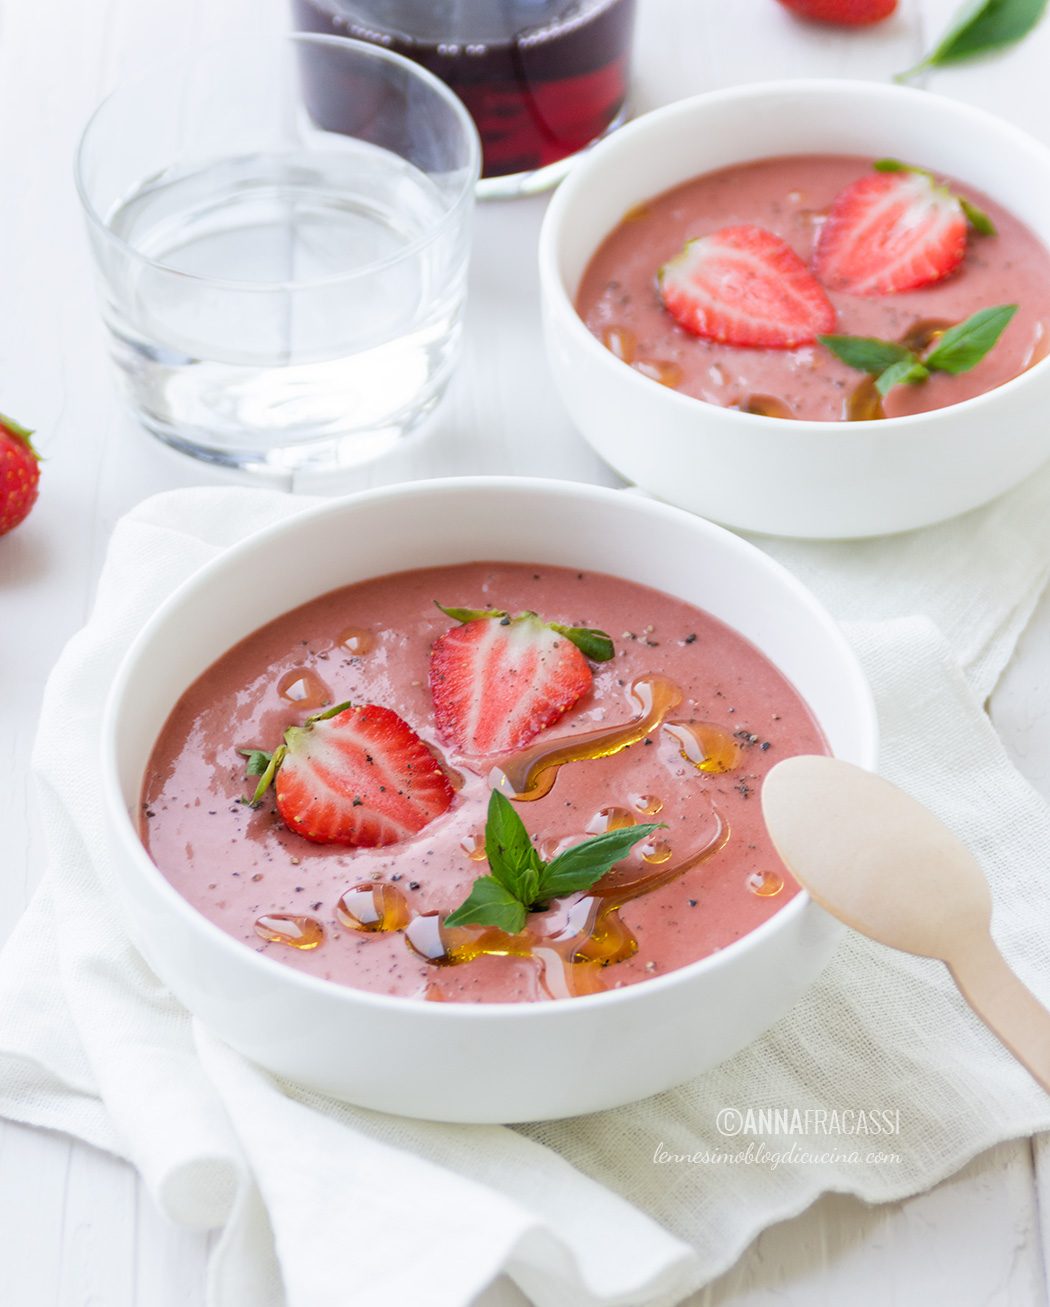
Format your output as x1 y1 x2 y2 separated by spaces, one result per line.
4 472 1050 1307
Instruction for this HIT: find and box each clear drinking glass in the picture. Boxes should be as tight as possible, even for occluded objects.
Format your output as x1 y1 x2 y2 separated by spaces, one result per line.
75 35 480 482
291 0 637 197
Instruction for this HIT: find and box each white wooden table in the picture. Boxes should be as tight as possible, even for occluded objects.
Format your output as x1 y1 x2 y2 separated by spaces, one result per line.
4 0 1050 1302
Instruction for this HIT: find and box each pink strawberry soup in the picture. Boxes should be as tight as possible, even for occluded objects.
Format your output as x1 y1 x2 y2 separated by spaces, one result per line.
576 154 1050 421
142 562 826 1004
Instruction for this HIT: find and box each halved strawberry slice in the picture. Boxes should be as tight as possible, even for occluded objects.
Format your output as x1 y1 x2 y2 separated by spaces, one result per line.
657 224 836 348
243 702 454 846
429 604 614 757
813 170 967 296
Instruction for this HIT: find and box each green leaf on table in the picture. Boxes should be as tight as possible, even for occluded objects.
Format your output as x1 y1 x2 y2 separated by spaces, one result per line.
924 304 1018 373
818 334 915 374
900 0 1048 78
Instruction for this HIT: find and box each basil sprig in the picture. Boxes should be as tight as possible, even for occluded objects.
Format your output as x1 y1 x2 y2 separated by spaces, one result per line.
900 0 1047 78
819 304 1018 399
444 791 662 933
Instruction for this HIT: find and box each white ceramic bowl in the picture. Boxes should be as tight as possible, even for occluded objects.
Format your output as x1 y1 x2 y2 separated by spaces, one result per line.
539 80 1050 539
101 477 877 1122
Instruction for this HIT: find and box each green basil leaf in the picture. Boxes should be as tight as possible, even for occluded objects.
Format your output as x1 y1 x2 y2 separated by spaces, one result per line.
541 823 665 897
818 334 917 375
484 790 542 897
434 601 507 624
444 876 528 933
924 304 1018 374
875 358 930 395
873 157 911 174
902 0 1048 76
551 623 615 662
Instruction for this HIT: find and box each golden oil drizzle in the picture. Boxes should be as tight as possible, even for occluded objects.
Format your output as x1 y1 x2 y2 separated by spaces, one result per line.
337 626 375 655
664 720 741 774
402 809 729 997
746 869 784 897
276 667 330 709
632 793 664 815
336 883 410 932
254 913 325 950
491 674 683 801
602 324 637 363
634 358 683 389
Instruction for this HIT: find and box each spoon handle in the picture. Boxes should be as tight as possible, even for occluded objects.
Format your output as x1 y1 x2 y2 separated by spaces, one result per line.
948 933 1050 1095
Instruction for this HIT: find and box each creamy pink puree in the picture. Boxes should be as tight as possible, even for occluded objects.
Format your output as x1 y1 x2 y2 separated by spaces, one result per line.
576 155 1050 420
142 563 826 1003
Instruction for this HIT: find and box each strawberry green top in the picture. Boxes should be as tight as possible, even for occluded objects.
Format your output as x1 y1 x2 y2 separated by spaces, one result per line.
141 561 826 1003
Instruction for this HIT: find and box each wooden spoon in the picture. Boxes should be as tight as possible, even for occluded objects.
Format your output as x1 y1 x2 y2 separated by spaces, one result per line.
762 755 1050 1094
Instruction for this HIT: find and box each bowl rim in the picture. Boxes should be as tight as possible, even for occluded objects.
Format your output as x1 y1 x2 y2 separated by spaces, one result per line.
538 77 1050 435
100 475 879 1021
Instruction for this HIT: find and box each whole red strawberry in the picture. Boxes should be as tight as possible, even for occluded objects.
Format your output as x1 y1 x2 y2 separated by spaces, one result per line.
776 0 897 24
0 414 40 536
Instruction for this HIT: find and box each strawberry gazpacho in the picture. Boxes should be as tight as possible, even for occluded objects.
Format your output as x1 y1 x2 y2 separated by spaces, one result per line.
141 562 826 1003
576 154 1050 420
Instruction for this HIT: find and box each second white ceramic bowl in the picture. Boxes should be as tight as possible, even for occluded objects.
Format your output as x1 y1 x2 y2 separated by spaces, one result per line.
102 478 877 1122
539 80 1050 539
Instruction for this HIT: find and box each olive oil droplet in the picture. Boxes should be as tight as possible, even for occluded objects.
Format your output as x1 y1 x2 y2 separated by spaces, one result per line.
277 667 330 709
338 626 375 655
746 870 784 897
634 358 683 389
642 838 673 865
254 913 324 950
664 721 741 774
632 793 664 815
743 394 794 419
460 830 489 861
602 325 637 363
336 883 410 932
587 806 636 834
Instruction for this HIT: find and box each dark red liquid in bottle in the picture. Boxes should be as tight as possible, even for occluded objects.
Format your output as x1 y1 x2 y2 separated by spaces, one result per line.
291 0 636 180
